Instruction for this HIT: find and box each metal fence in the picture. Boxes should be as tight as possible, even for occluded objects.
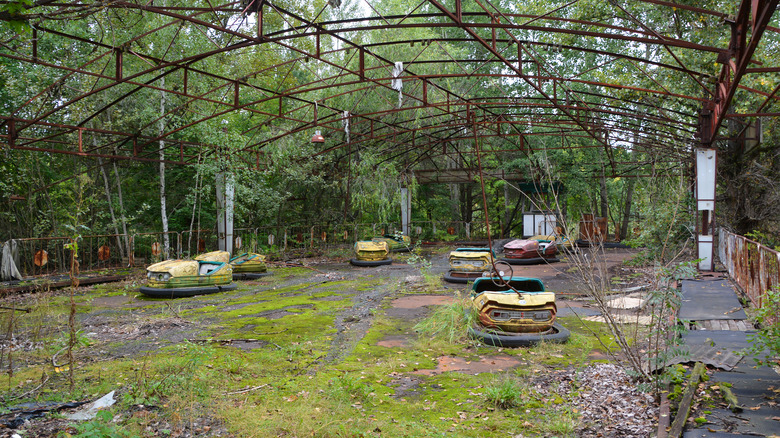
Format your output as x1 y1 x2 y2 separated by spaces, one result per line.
718 228 780 311
4 221 501 278
13 237 71 277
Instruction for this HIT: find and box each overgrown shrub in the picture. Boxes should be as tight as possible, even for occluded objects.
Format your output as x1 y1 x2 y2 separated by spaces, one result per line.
745 286 780 366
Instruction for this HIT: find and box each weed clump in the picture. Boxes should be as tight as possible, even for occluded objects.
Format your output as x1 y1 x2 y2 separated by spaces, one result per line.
483 377 524 409
413 295 476 345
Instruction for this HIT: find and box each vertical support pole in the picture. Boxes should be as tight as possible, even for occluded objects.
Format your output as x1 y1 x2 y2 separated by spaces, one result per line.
423 80 428 106
279 96 283 116
226 173 235 257
491 18 497 50
216 172 235 256
455 0 462 23
316 30 320 58
183 67 188 95
234 81 240 107
32 27 38 60
537 62 542 88
518 43 523 75
359 49 365 81
696 148 717 271
116 49 123 80
78 128 84 155
401 187 411 236
258 5 263 38
8 119 15 148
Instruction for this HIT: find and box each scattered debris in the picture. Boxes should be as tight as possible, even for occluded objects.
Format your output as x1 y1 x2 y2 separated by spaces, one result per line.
584 314 653 325
63 391 116 421
534 363 657 438
605 293 646 310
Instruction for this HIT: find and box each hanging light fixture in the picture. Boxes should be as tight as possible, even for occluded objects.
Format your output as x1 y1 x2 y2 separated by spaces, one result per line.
311 101 324 143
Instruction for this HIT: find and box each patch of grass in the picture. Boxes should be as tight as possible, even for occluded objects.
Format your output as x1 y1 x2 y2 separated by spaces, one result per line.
65 410 139 438
483 376 524 409
413 294 476 347
326 373 374 403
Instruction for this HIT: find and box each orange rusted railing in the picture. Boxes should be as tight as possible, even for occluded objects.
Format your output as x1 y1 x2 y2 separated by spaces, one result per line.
719 228 780 311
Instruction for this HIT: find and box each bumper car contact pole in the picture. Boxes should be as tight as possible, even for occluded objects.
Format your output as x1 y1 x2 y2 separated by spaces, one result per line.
473 114 512 292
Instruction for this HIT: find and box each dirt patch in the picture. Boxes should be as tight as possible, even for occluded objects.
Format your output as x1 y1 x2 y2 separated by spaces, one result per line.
413 354 522 376
90 294 151 309
387 373 425 399
384 294 455 320
376 335 413 349
557 299 602 317
390 295 454 308
251 304 314 319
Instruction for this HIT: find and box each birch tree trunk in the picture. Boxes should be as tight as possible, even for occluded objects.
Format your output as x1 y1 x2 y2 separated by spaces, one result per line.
97 155 123 259
159 78 170 257
112 158 130 258
620 177 635 241
188 151 203 255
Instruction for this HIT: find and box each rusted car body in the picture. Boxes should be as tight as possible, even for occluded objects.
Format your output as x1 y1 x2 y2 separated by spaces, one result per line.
471 277 556 333
372 234 412 252
350 240 391 266
501 237 559 264
468 276 569 347
140 250 235 297
230 252 269 279
443 247 494 283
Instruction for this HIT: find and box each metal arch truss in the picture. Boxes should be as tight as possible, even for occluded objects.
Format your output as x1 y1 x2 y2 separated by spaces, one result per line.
1 0 779 179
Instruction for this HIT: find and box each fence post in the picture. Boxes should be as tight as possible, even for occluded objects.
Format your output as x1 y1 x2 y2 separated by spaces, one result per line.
129 234 136 267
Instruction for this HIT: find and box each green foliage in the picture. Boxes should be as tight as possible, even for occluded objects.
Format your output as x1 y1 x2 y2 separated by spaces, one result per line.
483 377 524 409
625 177 694 264
125 341 215 406
413 296 476 345
0 0 33 34
745 230 780 251
745 286 780 366
62 410 138 438
326 374 373 403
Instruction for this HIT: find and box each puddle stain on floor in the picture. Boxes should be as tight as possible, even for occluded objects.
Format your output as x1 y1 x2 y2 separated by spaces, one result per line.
412 355 522 376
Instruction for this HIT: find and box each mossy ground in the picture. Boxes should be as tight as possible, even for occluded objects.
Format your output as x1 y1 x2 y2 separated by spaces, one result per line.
1 251 645 437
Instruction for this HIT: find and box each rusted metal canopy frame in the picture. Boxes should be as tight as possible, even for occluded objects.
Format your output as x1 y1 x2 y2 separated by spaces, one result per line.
0 0 777 178
0 9 720 163
701 0 780 146
693 0 779 271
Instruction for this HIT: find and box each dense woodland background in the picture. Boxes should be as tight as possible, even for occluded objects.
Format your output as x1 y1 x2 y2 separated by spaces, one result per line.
2 0 780 253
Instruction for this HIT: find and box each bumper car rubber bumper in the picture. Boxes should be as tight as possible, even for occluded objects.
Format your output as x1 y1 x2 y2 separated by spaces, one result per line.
139 283 237 298
233 272 272 280
350 258 392 267
499 257 560 265
469 321 570 347
442 270 483 283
